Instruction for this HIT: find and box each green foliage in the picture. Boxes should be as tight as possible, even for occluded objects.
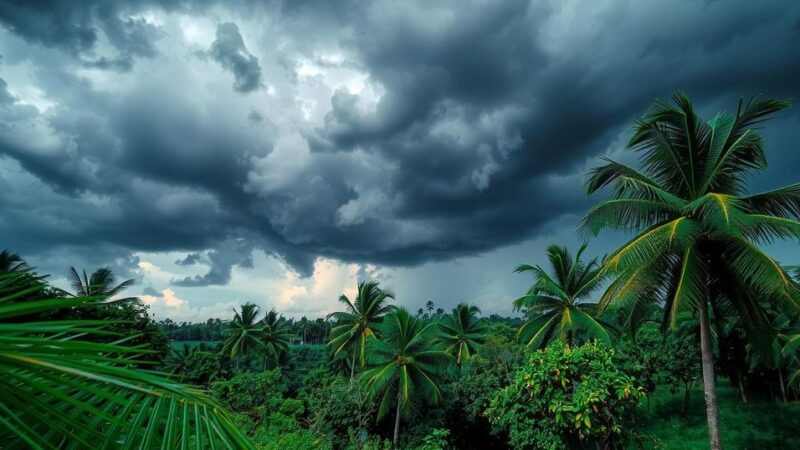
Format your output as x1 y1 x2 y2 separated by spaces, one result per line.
514 244 612 348
362 308 450 445
436 303 489 366
457 323 525 423
307 376 376 446
181 350 223 385
415 428 450 450
327 280 395 371
486 342 643 449
0 270 252 448
212 369 287 412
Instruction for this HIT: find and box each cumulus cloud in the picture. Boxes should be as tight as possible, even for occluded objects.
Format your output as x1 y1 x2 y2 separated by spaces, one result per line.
208 22 263 93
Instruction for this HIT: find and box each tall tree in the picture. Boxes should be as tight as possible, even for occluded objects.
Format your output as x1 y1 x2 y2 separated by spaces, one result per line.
66 266 137 303
437 303 489 366
513 244 611 348
361 308 449 447
425 300 435 317
327 281 395 377
261 308 292 369
221 303 264 369
582 92 800 450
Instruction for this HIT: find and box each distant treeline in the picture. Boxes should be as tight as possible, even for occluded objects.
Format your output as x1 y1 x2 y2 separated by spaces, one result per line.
158 311 523 343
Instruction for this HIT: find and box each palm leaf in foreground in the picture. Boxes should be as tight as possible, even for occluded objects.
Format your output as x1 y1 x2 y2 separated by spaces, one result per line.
0 271 253 449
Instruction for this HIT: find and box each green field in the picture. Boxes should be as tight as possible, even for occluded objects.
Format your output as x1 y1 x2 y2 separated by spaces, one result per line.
636 383 800 449
169 340 219 351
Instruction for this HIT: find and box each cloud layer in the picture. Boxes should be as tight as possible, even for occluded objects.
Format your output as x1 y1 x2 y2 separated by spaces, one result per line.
1 0 799 317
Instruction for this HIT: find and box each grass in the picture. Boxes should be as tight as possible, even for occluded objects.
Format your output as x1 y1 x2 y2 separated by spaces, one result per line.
635 382 800 449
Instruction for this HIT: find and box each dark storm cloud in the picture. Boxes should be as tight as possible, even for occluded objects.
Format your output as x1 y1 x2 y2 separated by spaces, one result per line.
176 252 202 266
1 0 799 283
0 0 164 71
209 22 263 93
173 239 255 286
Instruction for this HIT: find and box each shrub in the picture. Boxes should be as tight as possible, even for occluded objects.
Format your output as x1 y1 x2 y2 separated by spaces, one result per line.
182 351 222 385
486 341 644 449
212 369 287 412
416 428 450 450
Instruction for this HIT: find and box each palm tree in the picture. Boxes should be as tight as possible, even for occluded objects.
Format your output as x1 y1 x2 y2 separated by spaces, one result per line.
221 302 264 369
513 244 611 348
67 266 137 303
327 281 395 378
361 308 450 447
0 250 27 272
436 303 489 366
0 270 253 448
425 300 435 317
261 308 292 369
582 92 800 450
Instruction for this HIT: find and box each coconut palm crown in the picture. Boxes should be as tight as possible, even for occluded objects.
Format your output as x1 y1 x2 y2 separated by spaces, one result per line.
513 244 611 348
437 303 489 366
67 266 137 304
327 280 395 374
582 92 800 449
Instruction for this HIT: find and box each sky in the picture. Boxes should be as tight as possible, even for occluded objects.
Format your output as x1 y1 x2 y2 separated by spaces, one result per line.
1 0 799 322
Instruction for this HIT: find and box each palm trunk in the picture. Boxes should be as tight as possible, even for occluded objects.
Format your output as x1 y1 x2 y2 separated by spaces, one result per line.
778 367 787 404
737 377 748 404
393 392 402 448
699 300 723 450
350 347 357 379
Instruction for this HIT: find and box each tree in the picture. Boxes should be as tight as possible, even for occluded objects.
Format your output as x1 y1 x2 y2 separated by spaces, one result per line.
426 300 435 317
0 270 252 448
486 342 643 449
513 244 611 348
582 92 800 449
436 303 489 366
361 308 450 447
222 303 265 369
0 250 27 272
327 281 395 377
261 309 292 369
66 266 137 303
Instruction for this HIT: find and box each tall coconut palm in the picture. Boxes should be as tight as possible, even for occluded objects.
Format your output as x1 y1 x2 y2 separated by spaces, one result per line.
221 302 264 368
425 300 435 317
582 92 800 450
261 308 292 369
436 303 489 366
361 308 450 447
327 281 395 377
0 270 253 448
513 244 611 348
67 266 137 303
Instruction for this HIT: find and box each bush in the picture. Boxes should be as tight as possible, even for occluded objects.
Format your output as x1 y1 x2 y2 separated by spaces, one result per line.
307 376 376 448
181 351 221 385
415 428 450 450
211 369 287 412
486 342 644 449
